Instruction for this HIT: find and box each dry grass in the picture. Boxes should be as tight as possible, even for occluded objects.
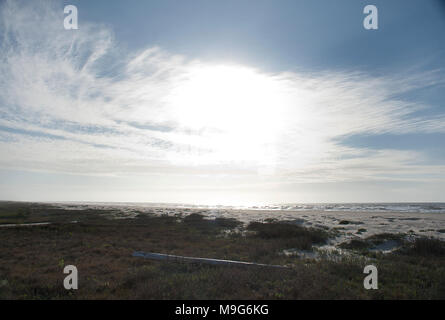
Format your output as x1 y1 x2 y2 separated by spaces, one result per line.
0 202 444 299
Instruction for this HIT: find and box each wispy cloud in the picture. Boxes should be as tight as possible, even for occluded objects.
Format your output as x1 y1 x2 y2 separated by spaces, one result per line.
1 0 444 187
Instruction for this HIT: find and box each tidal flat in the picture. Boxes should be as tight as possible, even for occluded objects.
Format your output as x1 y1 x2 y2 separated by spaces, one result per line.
0 201 444 299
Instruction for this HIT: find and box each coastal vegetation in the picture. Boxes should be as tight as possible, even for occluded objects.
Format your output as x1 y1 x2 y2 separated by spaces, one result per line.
0 202 444 299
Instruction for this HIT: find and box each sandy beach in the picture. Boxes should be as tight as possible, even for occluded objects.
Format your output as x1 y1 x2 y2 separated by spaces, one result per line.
53 202 445 246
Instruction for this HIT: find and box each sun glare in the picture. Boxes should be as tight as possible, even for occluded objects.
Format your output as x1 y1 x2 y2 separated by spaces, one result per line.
166 64 289 167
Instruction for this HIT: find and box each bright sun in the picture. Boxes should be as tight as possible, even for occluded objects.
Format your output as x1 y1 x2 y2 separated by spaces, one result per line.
166 64 289 168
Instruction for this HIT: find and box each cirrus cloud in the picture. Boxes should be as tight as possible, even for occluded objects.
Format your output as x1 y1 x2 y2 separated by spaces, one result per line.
1 0 445 194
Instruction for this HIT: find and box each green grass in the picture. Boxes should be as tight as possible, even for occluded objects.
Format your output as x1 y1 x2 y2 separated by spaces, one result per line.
339 239 371 250
401 238 445 257
247 221 328 250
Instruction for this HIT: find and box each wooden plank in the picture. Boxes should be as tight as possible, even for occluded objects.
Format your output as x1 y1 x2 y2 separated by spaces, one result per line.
133 251 288 268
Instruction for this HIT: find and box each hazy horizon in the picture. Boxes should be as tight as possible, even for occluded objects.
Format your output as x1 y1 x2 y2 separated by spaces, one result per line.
2 199 445 209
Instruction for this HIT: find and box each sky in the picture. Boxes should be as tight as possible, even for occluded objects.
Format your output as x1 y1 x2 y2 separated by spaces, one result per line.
0 0 445 205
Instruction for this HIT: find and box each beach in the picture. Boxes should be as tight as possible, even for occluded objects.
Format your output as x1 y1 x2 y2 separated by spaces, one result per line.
1 201 444 299
53 201 445 244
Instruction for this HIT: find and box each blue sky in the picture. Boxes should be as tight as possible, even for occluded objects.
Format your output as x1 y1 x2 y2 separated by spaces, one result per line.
68 0 445 72
1 0 445 204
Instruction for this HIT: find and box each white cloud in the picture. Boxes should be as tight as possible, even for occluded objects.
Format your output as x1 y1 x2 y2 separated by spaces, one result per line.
1 0 444 191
